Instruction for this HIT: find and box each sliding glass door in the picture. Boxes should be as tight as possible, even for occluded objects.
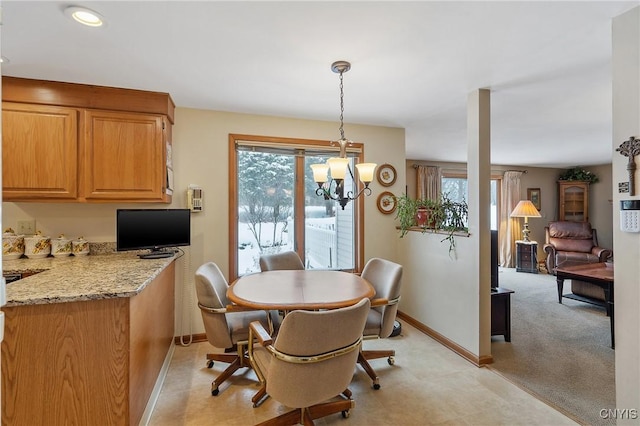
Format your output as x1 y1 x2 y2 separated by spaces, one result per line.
230 135 364 280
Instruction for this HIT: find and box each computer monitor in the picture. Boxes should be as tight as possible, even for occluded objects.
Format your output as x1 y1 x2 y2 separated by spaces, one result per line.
116 209 191 259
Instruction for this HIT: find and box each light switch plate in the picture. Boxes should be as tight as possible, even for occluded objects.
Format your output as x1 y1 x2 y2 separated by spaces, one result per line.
17 219 36 235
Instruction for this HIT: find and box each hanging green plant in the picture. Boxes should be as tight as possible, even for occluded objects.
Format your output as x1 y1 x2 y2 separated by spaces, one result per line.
558 167 599 184
394 193 468 254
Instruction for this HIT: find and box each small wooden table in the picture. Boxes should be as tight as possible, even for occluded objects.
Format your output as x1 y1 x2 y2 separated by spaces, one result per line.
228 270 375 311
516 240 538 273
491 287 515 342
556 263 614 348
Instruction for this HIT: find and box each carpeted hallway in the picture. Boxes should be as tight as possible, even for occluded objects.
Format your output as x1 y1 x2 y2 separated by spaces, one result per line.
489 267 615 426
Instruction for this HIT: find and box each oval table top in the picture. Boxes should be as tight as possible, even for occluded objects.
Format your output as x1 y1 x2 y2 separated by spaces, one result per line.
228 270 375 311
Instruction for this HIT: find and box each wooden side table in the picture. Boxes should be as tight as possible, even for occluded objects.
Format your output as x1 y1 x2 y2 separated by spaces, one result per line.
516 240 538 273
491 287 515 342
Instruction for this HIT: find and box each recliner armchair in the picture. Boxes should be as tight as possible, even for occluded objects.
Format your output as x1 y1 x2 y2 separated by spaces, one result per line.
543 221 612 300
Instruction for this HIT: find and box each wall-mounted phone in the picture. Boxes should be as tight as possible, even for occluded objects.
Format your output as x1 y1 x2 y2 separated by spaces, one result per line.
187 185 203 212
620 200 640 232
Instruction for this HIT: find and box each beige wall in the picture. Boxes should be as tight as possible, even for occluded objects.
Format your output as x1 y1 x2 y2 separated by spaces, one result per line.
2 108 406 337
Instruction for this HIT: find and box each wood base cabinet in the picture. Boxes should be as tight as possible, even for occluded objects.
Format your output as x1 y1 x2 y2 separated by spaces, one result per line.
2 77 174 203
1 263 175 425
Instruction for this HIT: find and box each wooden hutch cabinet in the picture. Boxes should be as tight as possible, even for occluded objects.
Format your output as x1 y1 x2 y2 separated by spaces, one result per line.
558 181 589 222
2 77 174 203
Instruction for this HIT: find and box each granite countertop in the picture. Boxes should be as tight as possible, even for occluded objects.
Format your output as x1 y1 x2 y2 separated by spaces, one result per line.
2 252 175 307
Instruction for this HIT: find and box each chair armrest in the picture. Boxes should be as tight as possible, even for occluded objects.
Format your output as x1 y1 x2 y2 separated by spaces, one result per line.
198 302 264 314
249 320 273 346
543 244 557 274
592 246 612 262
225 304 262 313
370 295 401 308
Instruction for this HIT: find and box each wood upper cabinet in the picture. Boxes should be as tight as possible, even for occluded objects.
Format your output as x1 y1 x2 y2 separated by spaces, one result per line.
558 181 589 222
2 77 174 203
83 110 166 201
2 103 79 200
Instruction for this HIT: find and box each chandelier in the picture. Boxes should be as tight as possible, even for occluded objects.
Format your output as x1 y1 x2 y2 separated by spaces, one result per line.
310 60 377 210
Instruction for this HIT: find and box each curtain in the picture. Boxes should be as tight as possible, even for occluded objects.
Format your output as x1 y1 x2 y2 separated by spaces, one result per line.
416 165 441 200
499 171 523 268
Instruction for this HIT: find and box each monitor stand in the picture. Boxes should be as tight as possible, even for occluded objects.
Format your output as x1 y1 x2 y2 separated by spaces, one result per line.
138 249 175 259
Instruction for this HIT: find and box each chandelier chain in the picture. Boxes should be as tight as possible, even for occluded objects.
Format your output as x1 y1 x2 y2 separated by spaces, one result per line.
339 70 345 140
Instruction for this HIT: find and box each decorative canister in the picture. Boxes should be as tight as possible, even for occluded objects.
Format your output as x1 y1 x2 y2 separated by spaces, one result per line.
24 231 51 259
51 234 72 257
72 236 90 256
2 228 25 260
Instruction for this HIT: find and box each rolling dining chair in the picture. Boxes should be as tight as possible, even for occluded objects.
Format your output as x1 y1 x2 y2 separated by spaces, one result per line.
195 261 279 396
249 298 370 425
259 251 305 271
358 257 403 389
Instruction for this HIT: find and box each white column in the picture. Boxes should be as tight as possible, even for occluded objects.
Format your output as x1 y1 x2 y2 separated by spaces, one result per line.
612 6 640 419
467 89 492 358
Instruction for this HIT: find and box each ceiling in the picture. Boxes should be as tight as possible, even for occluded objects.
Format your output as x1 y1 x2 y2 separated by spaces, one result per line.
2 1 638 168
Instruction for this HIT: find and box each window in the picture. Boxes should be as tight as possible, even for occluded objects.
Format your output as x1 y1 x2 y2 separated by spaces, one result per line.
441 173 501 230
229 134 365 281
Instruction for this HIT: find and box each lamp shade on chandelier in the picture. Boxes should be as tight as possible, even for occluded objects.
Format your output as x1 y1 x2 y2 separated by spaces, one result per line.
310 61 377 210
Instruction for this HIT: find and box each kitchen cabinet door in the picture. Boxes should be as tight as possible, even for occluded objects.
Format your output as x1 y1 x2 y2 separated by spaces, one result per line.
82 109 169 202
2 102 79 200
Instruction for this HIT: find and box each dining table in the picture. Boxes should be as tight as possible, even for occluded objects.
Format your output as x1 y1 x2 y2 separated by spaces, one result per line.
229 269 375 407
228 269 375 311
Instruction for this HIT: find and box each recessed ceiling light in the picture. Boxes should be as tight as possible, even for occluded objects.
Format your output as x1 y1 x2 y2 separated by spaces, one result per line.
64 6 106 27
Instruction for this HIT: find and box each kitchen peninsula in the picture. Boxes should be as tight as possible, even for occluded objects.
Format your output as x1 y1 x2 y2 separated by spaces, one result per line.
1 253 176 425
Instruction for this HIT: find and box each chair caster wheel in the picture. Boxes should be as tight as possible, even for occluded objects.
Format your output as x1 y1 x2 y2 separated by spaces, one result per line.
207 360 214 368
388 356 395 365
373 383 381 390
342 410 350 418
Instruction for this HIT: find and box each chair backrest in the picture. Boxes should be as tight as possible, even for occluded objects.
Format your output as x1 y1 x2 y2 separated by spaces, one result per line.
546 221 597 253
264 298 370 409
195 262 233 349
259 251 305 271
361 258 403 338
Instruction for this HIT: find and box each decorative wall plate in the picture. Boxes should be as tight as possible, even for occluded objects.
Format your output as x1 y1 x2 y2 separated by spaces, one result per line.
377 191 397 214
377 163 397 187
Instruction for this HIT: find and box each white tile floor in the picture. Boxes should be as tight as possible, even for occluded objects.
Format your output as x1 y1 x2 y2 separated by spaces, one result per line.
148 322 578 425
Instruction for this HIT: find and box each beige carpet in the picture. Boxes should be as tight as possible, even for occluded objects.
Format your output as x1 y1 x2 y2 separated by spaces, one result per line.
490 268 615 426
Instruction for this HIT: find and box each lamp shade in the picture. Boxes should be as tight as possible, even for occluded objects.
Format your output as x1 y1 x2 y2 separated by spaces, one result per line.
355 163 377 183
510 200 541 218
327 157 350 180
310 163 329 183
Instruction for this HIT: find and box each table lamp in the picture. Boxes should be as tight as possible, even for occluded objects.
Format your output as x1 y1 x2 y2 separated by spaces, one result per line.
510 200 541 242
